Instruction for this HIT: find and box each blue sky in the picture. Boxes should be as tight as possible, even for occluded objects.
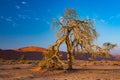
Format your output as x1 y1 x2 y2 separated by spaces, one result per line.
0 0 120 54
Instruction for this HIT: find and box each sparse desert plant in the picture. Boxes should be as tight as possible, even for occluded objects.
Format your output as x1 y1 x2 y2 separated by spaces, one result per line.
103 42 117 51
18 55 26 61
11 67 21 69
0 58 3 60
111 61 120 66
113 63 119 66
102 42 117 55
6 60 14 64
17 55 27 64
39 49 64 70
0 58 4 62
26 60 33 64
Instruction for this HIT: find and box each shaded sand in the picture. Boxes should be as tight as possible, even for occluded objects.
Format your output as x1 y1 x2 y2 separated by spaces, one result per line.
0 60 120 80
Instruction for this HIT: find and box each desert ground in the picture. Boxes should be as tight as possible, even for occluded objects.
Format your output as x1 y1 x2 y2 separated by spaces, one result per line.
0 60 120 80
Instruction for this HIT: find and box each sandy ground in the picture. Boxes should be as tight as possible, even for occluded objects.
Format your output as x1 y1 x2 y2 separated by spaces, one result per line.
0 60 120 80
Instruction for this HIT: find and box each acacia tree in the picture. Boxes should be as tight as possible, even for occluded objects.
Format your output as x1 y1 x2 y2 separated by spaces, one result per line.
103 42 117 53
40 8 99 70
90 42 117 58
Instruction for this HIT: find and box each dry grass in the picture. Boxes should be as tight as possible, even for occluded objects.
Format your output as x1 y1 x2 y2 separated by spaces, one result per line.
0 60 120 80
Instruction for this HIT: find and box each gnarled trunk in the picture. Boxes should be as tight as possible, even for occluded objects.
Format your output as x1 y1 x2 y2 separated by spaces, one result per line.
67 51 72 70
66 39 73 70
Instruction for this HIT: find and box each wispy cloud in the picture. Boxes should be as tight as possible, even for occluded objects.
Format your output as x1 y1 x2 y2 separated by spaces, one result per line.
100 19 105 23
15 5 21 9
18 14 26 19
6 17 13 22
18 14 31 20
0 16 18 27
21 1 27 5
35 17 40 21
109 16 114 20
12 22 17 27
92 18 96 23
15 1 27 10
109 14 120 20
92 17 107 24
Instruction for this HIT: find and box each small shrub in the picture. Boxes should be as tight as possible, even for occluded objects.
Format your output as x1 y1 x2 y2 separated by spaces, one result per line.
26 61 32 64
6 60 14 64
38 50 64 70
11 67 21 69
18 55 26 61
113 63 119 66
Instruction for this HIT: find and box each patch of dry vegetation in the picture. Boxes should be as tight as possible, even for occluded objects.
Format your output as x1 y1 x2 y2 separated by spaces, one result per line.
0 60 120 80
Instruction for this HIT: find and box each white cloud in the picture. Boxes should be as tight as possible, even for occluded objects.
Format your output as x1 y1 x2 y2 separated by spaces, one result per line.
94 18 107 24
18 14 32 20
6 17 12 22
0 16 13 22
18 14 26 19
21 1 27 5
15 5 21 9
109 14 120 20
2 16 18 27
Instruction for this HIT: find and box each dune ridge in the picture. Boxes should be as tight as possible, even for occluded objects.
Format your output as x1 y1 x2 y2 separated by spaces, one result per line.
0 46 120 60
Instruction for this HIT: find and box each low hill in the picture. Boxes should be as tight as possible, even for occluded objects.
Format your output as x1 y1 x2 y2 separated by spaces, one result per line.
113 55 120 60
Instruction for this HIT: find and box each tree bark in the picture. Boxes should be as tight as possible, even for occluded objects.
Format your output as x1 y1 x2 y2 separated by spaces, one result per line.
66 40 73 70
67 51 72 70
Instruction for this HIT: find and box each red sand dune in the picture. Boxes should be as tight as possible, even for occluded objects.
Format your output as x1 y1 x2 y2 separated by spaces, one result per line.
0 46 46 60
0 46 120 60
15 46 47 52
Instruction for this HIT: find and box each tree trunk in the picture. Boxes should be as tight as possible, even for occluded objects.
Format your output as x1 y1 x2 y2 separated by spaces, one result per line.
66 40 73 70
67 51 72 70
65 29 73 70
